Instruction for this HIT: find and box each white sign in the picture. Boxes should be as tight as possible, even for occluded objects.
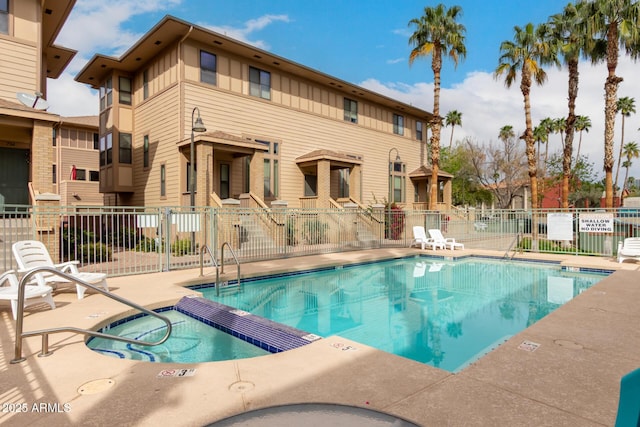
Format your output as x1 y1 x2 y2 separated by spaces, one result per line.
579 213 614 233
547 213 573 241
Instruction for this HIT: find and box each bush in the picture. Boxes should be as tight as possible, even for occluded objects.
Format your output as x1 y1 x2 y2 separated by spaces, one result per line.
172 238 198 256
78 242 112 263
136 236 163 252
286 218 298 246
302 218 328 244
384 204 405 240
106 226 139 249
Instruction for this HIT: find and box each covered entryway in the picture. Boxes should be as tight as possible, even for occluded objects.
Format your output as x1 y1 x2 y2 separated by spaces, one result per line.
296 149 363 209
0 147 30 205
408 165 453 211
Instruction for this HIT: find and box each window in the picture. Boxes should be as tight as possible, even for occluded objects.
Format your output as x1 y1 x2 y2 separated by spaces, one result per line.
119 133 132 164
220 163 230 199
52 164 56 184
249 67 271 100
76 169 87 181
416 121 423 141
304 174 317 197
93 133 99 150
393 114 404 136
143 69 149 99
344 98 358 123
89 171 99 181
99 78 112 110
119 77 132 105
339 168 350 198
106 133 113 165
143 135 149 168
200 51 217 85
52 128 56 146
99 136 106 166
0 0 8 34
186 162 196 192
389 159 406 203
160 164 166 197
256 139 279 198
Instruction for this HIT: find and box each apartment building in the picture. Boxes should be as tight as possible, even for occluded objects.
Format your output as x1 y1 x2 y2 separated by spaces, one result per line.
75 15 453 210
0 0 101 208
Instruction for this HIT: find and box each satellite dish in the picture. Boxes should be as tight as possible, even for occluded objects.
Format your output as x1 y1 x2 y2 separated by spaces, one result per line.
16 92 50 110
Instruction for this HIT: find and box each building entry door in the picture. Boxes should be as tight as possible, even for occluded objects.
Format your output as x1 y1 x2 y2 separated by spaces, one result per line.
0 147 29 205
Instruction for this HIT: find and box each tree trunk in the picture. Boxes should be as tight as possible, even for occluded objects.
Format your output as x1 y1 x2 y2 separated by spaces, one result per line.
614 115 625 193
521 67 538 250
603 22 622 208
429 47 443 211
563 59 578 209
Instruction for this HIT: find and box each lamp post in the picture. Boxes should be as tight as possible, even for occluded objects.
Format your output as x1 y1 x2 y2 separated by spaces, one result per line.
190 107 207 207
388 147 401 240
190 107 206 254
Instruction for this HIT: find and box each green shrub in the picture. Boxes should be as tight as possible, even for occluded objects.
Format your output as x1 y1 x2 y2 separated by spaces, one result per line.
302 218 328 244
136 236 163 252
78 243 112 263
172 238 197 256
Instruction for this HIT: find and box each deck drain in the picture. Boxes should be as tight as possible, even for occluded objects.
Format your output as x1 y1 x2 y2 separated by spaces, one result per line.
554 340 583 350
78 378 115 395
229 381 254 393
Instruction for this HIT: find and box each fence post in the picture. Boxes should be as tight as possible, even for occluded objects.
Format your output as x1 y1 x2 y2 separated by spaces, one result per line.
163 207 171 271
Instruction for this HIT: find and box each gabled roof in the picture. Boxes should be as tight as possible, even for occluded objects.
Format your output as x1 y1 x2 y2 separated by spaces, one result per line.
296 149 364 165
75 15 433 121
408 165 454 179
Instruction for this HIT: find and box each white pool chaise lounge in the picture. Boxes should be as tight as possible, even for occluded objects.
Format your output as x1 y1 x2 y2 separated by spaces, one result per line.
617 237 640 263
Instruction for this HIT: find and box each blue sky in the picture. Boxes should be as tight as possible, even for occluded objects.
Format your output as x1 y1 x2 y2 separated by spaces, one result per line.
49 0 640 182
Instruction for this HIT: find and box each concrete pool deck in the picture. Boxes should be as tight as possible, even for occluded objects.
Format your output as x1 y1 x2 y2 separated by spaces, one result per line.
1 248 639 426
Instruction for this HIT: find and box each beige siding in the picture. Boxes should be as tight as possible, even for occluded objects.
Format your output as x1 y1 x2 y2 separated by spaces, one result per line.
184 83 421 208
135 46 179 105
11 0 39 43
0 38 37 101
133 86 181 206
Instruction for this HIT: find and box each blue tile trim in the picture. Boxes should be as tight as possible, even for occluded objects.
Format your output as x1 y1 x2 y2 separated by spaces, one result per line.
175 296 319 353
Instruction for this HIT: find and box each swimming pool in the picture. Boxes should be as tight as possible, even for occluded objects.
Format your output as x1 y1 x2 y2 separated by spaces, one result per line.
88 256 609 371
199 256 609 372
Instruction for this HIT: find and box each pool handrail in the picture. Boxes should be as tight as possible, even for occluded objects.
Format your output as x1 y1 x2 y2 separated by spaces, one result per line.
219 242 240 296
200 244 219 277
10 266 172 364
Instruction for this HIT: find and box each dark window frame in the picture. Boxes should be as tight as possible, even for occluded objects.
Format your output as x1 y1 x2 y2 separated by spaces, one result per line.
119 133 132 164
119 76 132 105
249 66 271 100
393 114 404 136
200 50 217 85
344 98 358 123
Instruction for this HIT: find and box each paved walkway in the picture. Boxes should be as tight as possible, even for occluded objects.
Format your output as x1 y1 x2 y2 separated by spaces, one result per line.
1 248 639 426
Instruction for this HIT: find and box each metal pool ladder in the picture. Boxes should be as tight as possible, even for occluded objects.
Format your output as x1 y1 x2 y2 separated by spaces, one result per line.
503 232 523 260
200 242 241 296
11 266 172 364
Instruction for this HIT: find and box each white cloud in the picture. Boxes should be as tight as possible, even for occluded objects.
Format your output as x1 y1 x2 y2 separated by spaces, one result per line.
361 56 640 182
386 57 405 65
204 15 291 49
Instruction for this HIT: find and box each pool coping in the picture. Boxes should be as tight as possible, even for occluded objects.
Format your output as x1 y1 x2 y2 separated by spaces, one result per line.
2 247 640 426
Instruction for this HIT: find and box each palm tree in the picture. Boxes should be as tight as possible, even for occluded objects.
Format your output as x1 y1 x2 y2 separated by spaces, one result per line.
496 22 556 249
499 125 515 143
621 141 640 192
548 1 590 208
445 110 463 148
551 117 567 161
409 4 467 210
614 96 636 191
585 0 640 208
533 123 548 174
574 115 592 162
538 117 554 169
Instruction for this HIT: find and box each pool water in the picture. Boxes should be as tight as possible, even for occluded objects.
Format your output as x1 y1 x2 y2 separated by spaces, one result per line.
201 257 608 372
88 310 269 362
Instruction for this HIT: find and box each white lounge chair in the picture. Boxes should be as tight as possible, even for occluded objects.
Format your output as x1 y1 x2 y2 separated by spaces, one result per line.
0 270 55 320
12 240 109 299
428 229 464 250
617 237 640 263
410 226 444 250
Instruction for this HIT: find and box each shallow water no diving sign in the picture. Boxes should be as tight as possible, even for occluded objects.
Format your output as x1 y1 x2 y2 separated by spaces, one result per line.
157 368 197 378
